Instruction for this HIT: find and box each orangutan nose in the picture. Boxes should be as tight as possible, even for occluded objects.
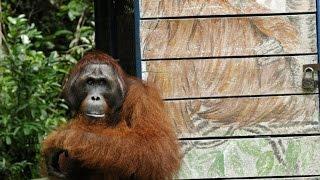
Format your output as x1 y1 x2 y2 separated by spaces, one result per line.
91 95 101 101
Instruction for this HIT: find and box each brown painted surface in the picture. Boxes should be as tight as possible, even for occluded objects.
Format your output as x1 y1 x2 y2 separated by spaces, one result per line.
138 0 320 178
141 14 316 59
140 0 316 18
165 95 319 138
143 55 317 99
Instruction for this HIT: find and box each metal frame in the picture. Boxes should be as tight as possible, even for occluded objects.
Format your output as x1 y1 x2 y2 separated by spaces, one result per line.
316 0 320 111
134 0 142 78
94 0 118 58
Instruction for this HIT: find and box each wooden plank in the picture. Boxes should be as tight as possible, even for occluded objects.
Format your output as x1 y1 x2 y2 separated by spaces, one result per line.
178 136 320 179
143 55 318 99
140 0 316 18
272 177 320 180
141 14 316 59
165 95 319 138
278 178 320 180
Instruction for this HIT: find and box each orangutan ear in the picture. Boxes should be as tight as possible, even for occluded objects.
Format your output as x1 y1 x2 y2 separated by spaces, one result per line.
60 73 79 117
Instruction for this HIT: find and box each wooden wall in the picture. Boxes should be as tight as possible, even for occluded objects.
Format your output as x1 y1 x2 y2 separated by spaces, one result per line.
137 0 320 179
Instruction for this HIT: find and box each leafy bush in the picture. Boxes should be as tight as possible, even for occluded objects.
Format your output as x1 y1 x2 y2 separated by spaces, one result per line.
0 0 94 179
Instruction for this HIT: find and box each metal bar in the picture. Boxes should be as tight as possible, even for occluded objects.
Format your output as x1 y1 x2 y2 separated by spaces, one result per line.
317 0 320 60
316 0 320 115
94 0 118 57
134 0 142 78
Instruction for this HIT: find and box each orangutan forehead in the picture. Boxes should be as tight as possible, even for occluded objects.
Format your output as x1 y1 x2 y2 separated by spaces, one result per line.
81 64 116 77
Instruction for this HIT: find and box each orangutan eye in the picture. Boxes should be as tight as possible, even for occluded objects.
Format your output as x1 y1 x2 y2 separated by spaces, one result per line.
87 78 94 86
99 79 106 85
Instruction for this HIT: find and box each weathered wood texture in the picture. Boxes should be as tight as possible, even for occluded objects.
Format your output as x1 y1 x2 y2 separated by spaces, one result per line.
165 95 319 138
178 136 320 178
141 14 316 59
138 1 320 179
140 0 316 18
270 178 320 180
143 55 318 99
265 178 320 180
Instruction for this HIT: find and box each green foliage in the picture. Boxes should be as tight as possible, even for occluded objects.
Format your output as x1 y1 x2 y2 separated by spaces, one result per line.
256 151 274 176
228 149 244 176
208 151 225 176
285 140 301 172
0 0 94 179
237 140 275 176
237 140 262 157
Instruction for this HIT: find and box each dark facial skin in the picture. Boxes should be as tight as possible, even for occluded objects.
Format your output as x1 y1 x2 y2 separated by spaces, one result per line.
70 63 125 119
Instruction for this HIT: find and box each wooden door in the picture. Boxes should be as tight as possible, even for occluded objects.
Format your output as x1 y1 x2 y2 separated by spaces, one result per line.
135 0 320 178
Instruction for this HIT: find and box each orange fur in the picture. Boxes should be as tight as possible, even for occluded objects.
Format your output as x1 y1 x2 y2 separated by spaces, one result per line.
42 52 182 179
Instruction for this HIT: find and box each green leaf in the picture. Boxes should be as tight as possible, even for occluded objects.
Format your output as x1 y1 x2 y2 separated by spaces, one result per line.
197 151 217 164
7 17 17 24
13 127 21 135
80 37 90 44
285 141 301 172
15 103 28 113
67 0 87 20
256 151 274 176
17 14 26 19
237 140 261 157
1 158 6 168
273 164 286 175
6 136 12 145
208 151 225 176
54 30 73 36
185 150 197 163
23 127 31 136
229 151 244 176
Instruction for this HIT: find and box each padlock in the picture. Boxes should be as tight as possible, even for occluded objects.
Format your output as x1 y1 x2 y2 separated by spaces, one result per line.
302 67 316 91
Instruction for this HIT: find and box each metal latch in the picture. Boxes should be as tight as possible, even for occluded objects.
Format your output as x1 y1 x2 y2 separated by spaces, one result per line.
302 64 320 91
